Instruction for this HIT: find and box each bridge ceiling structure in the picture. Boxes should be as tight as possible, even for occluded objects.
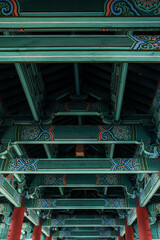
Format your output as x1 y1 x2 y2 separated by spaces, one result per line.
0 0 160 240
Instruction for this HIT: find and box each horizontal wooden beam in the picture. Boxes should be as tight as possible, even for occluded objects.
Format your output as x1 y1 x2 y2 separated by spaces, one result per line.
1 17 160 29
25 198 136 209
1 157 158 174
42 215 125 227
57 228 119 238
1 124 150 147
0 34 159 62
31 174 132 187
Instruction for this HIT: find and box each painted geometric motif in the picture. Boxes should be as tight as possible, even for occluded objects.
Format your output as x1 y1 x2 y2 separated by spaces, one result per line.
96 175 119 185
99 125 132 141
44 175 66 185
111 158 140 171
0 0 19 16
9 158 39 171
105 199 125 208
18 125 54 141
105 0 160 16
36 199 56 208
130 35 160 50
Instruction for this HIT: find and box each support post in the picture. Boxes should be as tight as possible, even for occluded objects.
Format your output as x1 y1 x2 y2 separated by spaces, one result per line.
136 199 152 240
118 232 124 240
45 231 52 240
7 199 25 240
32 219 42 240
125 219 134 240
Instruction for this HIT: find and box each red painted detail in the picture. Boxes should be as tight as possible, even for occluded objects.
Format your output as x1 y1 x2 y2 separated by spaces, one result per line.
48 126 54 141
45 231 52 240
96 174 100 185
62 175 66 185
75 144 85 157
99 125 104 140
86 103 90 112
106 0 115 16
7 198 25 240
65 103 69 112
118 231 125 240
125 219 134 240
9 0 18 16
32 219 42 240
136 198 152 240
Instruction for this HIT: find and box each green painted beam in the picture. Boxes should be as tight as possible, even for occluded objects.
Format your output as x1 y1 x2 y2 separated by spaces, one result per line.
42 215 125 227
31 174 132 187
1 157 158 174
56 228 119 238
1 17 160 29
139 173 160 206
1 124 151 146
25 198 136 209
0 34 159 62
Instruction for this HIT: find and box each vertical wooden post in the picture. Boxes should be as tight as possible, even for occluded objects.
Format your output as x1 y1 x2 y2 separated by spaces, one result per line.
118 232 125 240
136 198 152 240
7 198 25 240
32 219 42 240
125 219 134 240
45 231 52 240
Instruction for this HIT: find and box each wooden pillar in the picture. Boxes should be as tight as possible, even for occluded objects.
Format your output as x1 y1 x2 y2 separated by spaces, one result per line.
45 231 52 240
118 232 125 240
136 199 152 240
125 219 134 240
32 219 42 240
7 198 25 240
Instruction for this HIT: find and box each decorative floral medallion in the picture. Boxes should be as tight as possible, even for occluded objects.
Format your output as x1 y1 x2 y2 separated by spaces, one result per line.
96 174 119 185
19 125 54 141
44 175 66 185
135 0 160 13
105 0 160 16
99 125 132 141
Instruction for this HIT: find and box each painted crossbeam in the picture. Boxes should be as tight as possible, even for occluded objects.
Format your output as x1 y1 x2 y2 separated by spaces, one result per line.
25 198 136 209
55 228 119 238
1 124 150 146
0 34 159 63
31 174 132 187
1 157 159 174
0 35 157 50
0 17 160 29
53 102 107 116
42 216 125 227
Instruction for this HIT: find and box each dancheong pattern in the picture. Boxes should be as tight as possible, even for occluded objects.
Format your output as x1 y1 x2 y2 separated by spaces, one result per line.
36 199 56 208
111 158 140 171
0 0 19 16
99 125 133 141
130 35 160 50
19 125 54 141
96 175 119 185
105 0 160 16
9 158 39 171
105 199 125 208
44 175 66 185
